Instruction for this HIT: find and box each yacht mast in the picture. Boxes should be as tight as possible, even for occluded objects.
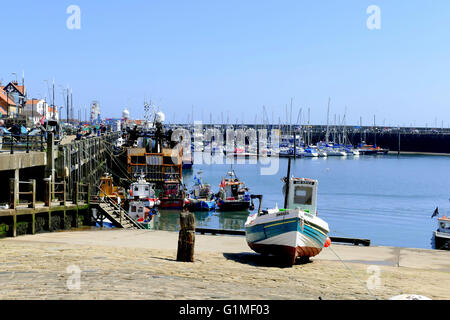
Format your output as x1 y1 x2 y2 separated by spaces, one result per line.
325 97 331 144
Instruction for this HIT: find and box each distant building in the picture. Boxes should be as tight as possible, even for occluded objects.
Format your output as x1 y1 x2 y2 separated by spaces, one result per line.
24 99 59 122
0 90 15 117
0 81 27 117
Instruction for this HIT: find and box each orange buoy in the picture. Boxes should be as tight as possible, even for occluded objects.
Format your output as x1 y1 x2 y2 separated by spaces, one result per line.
324 237 331 248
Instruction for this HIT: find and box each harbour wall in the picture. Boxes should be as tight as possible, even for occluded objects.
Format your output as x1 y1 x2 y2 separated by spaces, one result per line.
176 124 450 154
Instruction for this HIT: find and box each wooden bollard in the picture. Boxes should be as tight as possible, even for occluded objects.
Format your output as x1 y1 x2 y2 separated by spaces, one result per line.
177 210 196 262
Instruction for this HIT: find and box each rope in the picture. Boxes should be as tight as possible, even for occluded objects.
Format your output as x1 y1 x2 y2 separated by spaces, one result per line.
100 144 134 183
327 245 379 300
103 147 134 182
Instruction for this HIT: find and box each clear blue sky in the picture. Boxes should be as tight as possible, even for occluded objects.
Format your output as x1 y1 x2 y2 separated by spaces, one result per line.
1 0 449 127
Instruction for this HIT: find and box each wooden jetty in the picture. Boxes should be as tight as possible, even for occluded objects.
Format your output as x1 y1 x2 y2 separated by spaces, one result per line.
195 228 371 247
0 131 120 237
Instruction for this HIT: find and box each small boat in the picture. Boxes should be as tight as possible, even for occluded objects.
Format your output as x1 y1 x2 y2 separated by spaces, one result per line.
127 174 160 209
376 147 389 154
434 215 450 250
99 173 126 207
92 207 115 228
187 171 216 211
216 170 251 211
357 143 378 155
126 174 160 229
309 146 327 157
95 217 115 228
320 143 347 156
128 200 158 229
279 147 293 157
299 147 319 158
159 179 188 210
245 158 330 265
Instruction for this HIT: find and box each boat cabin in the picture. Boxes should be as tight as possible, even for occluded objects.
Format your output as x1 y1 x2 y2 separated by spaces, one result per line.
128 201 153 221
438 216 450 234
163 180 182 197
223 181 244 198
286 178 318 215
128 175 156 200
99 174 125 202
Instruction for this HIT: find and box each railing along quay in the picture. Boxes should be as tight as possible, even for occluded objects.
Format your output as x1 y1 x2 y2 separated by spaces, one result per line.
1 133 45 154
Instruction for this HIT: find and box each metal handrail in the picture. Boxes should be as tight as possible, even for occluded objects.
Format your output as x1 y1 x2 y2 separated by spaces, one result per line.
1 133 46 154
94 186 145 230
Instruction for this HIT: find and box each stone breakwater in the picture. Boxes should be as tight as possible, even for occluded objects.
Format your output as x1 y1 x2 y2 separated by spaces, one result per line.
0 230 448 300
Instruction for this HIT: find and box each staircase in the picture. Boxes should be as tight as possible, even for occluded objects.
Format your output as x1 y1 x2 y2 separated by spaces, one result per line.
94 193 145 230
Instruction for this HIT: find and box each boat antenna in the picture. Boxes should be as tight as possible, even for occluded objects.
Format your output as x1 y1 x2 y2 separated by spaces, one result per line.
284 157 292 209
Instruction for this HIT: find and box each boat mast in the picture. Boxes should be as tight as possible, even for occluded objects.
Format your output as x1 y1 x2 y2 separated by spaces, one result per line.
284 157 292 209
308 107 311 146
325 97 330 144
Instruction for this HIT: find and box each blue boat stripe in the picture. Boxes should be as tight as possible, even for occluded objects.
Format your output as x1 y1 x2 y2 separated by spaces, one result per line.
246 217 328 247
301 229 324 246
303 225 326 242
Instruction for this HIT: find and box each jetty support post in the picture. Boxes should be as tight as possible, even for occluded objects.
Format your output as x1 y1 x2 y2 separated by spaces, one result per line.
44 179 51 207
9 178 18 209
177 210 196 262
29 179 36 209
12 214 16 238
31 213 35 235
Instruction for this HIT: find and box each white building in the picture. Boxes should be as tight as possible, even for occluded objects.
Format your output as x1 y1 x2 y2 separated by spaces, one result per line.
24 99 59 123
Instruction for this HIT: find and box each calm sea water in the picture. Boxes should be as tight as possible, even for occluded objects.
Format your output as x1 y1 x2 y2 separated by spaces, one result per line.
151 154 450 249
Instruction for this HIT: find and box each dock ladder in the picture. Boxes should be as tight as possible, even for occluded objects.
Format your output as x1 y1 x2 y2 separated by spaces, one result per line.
93 190 146 230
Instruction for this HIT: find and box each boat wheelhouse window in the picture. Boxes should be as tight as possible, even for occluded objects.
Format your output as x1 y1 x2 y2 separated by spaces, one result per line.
131 206 136 212
134 186 139 191
145 186 149 191
231 185 239 197
138 207 144 213
294 186 312 205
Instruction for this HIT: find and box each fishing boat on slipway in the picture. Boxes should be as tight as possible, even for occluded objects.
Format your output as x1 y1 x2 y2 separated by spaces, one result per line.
245 159 330 265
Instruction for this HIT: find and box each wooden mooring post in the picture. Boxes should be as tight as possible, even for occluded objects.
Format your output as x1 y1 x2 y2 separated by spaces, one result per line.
177 210 196 262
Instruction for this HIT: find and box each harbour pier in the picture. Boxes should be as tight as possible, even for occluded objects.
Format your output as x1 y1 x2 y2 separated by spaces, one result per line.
0 132 120 238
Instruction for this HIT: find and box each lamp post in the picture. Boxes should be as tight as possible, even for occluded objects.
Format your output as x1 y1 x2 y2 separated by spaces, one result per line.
6 89 9 118
43 80 51 120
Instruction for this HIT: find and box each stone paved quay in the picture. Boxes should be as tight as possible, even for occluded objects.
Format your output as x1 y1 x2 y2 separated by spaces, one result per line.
0 230 449 300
